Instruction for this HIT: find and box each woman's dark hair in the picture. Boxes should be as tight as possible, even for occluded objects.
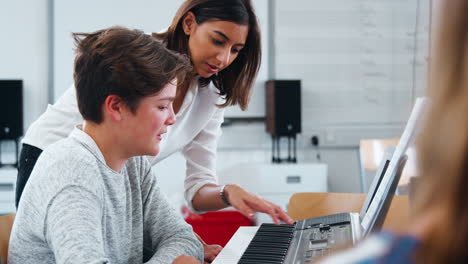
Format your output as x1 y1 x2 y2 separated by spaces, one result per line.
73 26 191 123
153 0 261 110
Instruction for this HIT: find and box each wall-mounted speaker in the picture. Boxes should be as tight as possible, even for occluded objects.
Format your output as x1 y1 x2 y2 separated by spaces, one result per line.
265 80 301 136
0 80 23 139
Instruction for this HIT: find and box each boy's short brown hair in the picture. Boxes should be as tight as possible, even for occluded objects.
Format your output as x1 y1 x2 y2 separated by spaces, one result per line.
73 26 191 123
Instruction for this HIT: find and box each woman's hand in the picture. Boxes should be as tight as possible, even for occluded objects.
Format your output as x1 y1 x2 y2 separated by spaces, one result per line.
172 255 201 264
224 184 294 225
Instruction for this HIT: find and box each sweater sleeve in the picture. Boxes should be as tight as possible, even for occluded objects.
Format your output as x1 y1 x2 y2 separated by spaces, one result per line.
141 167 203 263
45 185 109 264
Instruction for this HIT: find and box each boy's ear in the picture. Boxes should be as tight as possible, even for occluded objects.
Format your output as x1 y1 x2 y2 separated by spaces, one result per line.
182 11 196 35
103 95 125 121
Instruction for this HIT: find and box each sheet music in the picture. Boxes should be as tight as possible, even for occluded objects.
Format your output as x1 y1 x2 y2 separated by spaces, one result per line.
361 97 428 231
212 226 259 264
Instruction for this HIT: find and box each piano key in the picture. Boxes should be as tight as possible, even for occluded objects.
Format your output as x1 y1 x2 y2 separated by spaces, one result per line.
238 223 295 264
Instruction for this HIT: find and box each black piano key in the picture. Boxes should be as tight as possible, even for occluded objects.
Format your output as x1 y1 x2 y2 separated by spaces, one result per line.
238 223 295 264
250 238 291 244
239 260 283 264
240 253 286 261
244 250 289 255
240 256 285 263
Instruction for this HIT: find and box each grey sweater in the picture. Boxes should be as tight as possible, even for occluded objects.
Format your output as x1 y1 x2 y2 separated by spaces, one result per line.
9 128 203 264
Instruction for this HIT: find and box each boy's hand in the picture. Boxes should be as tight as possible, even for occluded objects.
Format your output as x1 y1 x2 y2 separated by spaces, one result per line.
203 243 222 263
194 233 222 263
172 255 201 264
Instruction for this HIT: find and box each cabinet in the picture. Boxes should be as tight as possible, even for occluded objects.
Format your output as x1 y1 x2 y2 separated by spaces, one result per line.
219 163 327 224
0 168 16 215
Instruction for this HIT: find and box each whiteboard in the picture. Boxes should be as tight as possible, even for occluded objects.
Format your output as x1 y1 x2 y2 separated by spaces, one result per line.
274 0 430 126
52 0 268 117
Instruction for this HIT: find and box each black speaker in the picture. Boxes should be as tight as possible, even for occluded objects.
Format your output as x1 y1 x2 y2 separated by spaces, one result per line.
265 80 301 136
0 80 23 139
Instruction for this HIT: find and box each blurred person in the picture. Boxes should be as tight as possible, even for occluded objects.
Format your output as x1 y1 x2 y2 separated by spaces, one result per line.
317 1 468 263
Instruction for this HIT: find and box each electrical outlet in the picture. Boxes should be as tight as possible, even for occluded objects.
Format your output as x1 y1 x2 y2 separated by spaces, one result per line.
325 130 335 143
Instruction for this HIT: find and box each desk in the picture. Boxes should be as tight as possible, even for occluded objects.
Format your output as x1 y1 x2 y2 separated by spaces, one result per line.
288 192 410 232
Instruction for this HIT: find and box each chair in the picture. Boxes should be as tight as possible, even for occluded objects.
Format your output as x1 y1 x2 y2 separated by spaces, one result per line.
0 214 15 264
359 138 418 194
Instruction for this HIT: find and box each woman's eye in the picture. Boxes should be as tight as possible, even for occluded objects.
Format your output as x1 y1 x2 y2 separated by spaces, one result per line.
158 106 168 110
231 48 240 54
212 38 224 46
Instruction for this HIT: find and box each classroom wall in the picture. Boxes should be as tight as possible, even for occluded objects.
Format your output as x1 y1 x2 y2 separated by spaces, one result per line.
0 0 49 130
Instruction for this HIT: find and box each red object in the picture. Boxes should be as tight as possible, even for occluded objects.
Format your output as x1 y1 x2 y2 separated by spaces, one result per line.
182 206 255 247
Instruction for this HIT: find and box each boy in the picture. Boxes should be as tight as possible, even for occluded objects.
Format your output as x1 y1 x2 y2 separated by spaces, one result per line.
9 26 202 264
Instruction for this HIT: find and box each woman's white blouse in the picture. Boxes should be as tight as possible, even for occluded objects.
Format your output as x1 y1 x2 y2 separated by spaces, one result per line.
23 81 225 211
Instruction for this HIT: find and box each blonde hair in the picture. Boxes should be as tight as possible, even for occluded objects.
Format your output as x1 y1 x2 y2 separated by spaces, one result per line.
413 0 468 263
